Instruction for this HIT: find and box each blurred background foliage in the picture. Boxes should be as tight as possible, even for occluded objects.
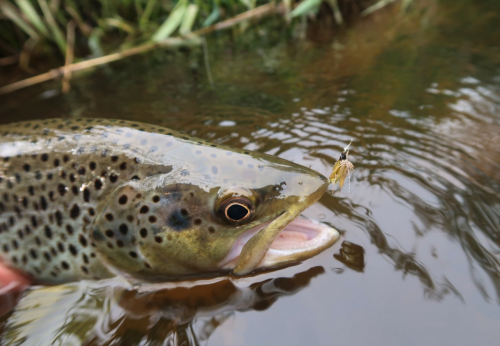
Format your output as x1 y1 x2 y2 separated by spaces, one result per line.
0 0 414 73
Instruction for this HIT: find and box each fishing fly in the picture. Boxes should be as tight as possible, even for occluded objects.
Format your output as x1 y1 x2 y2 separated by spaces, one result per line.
329 140 354 192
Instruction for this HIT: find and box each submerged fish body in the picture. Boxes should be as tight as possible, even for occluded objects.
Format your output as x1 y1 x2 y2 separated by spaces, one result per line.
0 119 339 283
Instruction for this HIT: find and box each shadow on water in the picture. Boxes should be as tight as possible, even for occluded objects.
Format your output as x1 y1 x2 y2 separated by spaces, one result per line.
0 268 323 345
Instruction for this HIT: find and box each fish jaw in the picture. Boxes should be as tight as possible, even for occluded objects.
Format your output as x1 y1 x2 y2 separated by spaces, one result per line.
223 169 338 275
221 215 339 274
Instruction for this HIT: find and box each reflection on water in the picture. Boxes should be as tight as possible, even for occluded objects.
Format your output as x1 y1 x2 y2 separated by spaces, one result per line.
334 241 365 273
1 0 500 344
1 268 323 345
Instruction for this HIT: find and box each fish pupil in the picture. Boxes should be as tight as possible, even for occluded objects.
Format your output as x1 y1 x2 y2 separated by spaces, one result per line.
227 204 249 221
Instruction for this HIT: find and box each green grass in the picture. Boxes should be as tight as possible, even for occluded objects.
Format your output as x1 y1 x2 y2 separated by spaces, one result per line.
0 0 411 69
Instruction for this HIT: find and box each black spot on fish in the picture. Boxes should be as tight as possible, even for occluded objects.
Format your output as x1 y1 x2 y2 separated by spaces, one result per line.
154 236 163 243
69 245 78 256
105 213 114 221
55 211 63 226
118 195 128 205
105 230 114 237
167 210 191 231
70 204 80 219
44 225 53 239
119 224 128 235
23 164 30 172
58 184 66 196
79 234 87 247
66 224 74 235
94 179 103 190
31 216 38 228
61 261 69 270
140 228 148 238
83 188 90 202
89 162 96 170
119 162 127 170
110 174 118 183
40 196 48 210
140 206 149 214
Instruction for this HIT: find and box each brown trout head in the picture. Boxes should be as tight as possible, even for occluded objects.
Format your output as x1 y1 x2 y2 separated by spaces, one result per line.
92 148 339 281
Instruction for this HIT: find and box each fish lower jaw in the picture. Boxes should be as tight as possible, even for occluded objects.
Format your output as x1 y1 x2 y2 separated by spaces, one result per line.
220 216 340 273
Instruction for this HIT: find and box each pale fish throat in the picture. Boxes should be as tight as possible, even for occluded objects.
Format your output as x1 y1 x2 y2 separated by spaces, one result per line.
221 215 340 275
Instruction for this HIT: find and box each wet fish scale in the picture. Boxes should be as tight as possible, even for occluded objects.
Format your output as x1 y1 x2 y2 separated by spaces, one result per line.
0 119 182 282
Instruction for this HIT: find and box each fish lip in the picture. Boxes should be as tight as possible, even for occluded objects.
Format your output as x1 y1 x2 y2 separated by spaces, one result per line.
220 214 339 272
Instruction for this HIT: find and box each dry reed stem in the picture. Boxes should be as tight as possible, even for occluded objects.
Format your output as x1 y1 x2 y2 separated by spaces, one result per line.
62 20 76 94
0 2 279 95
0 55 19 66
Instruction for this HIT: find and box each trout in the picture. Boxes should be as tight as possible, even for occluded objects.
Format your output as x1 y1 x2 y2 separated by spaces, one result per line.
0 119 339 283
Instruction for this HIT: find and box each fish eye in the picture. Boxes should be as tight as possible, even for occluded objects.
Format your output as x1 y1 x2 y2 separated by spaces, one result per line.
218 197 255 224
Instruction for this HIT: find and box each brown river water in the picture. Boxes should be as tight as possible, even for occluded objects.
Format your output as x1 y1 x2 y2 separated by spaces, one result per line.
0 0 499 344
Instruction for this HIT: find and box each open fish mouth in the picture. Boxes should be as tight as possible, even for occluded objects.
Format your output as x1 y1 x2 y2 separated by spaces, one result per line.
221 215 340 275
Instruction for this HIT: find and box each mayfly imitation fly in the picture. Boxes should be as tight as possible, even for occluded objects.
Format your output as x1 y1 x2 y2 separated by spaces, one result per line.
329 140 354 192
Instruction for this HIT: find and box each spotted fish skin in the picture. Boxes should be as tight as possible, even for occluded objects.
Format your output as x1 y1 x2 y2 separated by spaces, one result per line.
0 118 329 284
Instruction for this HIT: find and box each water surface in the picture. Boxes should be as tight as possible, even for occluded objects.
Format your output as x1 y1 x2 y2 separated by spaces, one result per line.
1 0 500 344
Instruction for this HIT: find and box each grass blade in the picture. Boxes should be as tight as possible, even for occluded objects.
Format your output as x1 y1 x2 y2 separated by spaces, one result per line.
401 0 414 12
0 0 39 39
361 0 397 16
103 17 136 35
38 0 66 53
151 0 188 42
179 4 199 35
15 0 50 37
202 3 220 27
290 0 321 18
139 0 156 29
325 0 343 25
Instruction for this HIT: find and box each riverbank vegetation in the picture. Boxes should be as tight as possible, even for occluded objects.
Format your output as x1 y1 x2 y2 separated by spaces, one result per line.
0 0 414 93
